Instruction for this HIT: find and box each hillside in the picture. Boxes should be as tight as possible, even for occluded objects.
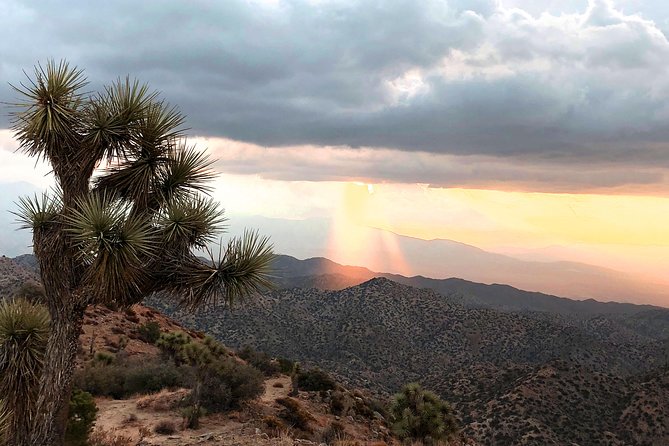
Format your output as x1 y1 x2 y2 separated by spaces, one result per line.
74 302 400 445
147 277 669 446
0 254 40 299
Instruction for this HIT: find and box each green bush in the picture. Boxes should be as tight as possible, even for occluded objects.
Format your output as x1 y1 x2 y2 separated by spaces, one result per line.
137 321 161 344
237 345 279 376
123 360 187 395
181 406 206 429
64 389 98 446
297 368 336 392
74 358 188 399
192 357 264 412
94 351 115 365
277 357 295 375
156 331 191 365
388 383 458 444
75 363 126 399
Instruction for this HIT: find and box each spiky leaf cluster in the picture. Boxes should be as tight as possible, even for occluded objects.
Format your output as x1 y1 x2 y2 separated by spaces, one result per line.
166 230 275 310
14 191 62 231
389 383 459 443
0 298 50 441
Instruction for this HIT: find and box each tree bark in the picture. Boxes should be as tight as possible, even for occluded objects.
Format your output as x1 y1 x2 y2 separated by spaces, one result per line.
28 307 85 446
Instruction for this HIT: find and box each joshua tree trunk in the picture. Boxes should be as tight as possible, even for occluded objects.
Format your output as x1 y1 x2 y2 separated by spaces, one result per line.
28 306 85 446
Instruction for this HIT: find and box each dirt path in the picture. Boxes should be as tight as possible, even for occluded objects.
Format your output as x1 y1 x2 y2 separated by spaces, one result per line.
92 377 297 445
261 375 291 403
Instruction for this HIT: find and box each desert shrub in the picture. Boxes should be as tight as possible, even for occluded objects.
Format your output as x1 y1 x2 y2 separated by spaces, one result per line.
137 321 161 344
94 351 115 365
154 420 176 435
277 357 295 374
263 415 287 436
367 396 389 420
157 331 191 365
330 390 347 415
123 360 185 395
321 420 346 443
388 383 458 444
13 281 45 303
193 357 264 412
238 345 280 376
75 358 188 399
64 389 98 446
196 367 233 412
75 364 126 399
276 397 316 431
297 368 336 392
181 406 205 429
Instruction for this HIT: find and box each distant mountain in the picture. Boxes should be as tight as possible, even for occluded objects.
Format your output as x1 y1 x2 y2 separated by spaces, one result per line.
272 254 664 316
147 277 669 445
229 215 669 305
9 251 664 316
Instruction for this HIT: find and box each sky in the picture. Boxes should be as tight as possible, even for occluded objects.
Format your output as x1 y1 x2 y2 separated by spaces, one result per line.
2 0 669 303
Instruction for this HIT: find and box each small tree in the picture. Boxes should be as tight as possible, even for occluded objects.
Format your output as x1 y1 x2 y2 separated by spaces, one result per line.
389 383 458 444
8 60 275 445
179 335 263 420
63 389 97 446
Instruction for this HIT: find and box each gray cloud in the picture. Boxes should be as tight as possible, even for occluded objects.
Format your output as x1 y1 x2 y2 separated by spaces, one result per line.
2 0 669 186
201 137 669 193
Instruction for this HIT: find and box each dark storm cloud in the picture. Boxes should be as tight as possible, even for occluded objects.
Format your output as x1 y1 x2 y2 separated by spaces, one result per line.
2 0 669 185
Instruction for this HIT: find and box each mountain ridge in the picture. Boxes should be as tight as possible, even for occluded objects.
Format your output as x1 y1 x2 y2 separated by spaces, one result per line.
272 254 666 314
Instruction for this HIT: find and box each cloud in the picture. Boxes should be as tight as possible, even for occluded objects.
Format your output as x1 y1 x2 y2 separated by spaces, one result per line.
2 0 669 188
198 136 669 193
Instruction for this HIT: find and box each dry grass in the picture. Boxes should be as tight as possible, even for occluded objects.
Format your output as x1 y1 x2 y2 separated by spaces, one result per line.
135 388 190 411
88 428 134 446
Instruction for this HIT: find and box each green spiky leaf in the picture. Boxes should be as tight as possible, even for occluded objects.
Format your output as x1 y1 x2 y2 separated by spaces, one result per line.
65 193 157 304
168 230 275 309
9 60 87 162
157 142 217 202
159 196 226 250
13 191 62 230
0 298 50 438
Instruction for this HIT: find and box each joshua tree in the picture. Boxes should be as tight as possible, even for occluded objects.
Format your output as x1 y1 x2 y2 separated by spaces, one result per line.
8 60 274 445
